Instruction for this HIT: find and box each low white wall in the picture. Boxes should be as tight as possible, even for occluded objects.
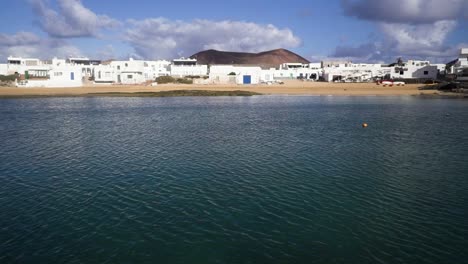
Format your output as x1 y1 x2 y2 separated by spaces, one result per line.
170 65 208 76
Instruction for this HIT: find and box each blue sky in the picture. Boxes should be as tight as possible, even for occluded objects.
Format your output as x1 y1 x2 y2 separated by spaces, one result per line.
0 0 467 63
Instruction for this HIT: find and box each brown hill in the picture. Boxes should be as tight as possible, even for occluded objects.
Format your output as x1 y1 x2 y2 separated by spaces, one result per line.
190 48 310 68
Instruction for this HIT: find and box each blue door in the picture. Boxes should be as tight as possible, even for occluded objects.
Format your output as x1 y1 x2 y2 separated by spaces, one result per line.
243 75 251 84
70 72 74 80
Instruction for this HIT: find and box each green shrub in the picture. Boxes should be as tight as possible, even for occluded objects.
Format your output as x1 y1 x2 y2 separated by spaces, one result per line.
155 76 176 84
176 78 193 84
0 74 17 82
156 76 194 84
228 72 236 76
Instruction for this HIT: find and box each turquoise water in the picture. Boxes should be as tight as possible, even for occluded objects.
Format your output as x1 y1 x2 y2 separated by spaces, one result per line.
1 96 467 263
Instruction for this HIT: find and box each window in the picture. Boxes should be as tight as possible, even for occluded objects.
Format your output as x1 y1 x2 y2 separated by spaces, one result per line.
54 72 63 76
117 66 120 70
128 75 133 79
400 71 404 75
424 71 428 75
125 63 128 67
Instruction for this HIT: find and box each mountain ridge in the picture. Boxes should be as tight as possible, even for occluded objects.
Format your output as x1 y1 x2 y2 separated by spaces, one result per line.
190 48 310 68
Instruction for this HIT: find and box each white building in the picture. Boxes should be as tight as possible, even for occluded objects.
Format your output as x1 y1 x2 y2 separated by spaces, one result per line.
275 63 321 80
144 60 171 80
209 65 262 84
322 62 391 82
67 57 100 80
94 59 171 84
447 48 468 81
17 65 83 88
5 57 45 75
170 58 208 77
94 64 115 83
321 60 352 69
109 59 146 84
390 60 438 79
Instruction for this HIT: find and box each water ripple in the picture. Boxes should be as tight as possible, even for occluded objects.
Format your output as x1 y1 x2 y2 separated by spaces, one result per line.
1 96 468 263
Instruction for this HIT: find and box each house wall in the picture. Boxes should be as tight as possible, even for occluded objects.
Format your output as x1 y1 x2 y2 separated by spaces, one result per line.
274 68 320 80
261 69 276 82
94 65 115 83
322 64 391 82
144 60 171 80
17 65 83 87
209 65 236 84
209 65 262 84
170 65 208 77
235 67 262 84
390 65 438 79
109 60 146 84
120 72 145 84
47 66 83 87
0 64 8 75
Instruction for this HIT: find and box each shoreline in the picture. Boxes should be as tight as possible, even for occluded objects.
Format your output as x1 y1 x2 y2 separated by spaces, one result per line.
0 80 462 98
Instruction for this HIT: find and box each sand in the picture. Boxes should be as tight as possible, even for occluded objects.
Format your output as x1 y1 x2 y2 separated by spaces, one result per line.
0 80 439 97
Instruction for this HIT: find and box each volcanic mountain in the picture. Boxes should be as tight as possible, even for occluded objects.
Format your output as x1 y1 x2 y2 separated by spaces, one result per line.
190 48 310 68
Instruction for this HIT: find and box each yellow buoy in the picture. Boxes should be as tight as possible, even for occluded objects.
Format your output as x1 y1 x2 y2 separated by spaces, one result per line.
362 123 368 128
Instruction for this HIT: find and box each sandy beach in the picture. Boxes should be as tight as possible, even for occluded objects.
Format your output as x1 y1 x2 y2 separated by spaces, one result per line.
0 80 438 97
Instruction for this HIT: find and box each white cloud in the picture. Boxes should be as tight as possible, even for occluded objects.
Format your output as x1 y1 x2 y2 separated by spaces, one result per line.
341 0 468 24
330 21 461 63
30 0 119 38
124 18 302 59
0 31 82 59
379 20 457 57
335 0 467 62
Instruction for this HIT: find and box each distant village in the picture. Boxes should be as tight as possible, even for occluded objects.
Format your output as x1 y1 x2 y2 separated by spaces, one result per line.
0 48 467 88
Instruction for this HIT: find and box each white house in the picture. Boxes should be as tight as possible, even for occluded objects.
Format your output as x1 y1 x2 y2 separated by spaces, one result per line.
322 62 391 82
6 57 45 75
94 59 170 84
144 60 171 80
17 65 83 88
109 59 146 84
390 60 438 79
447 48 468 81
170 58 208 77
209 65 262 84
67 57 100 80
275 63 321 80
94 64 115 83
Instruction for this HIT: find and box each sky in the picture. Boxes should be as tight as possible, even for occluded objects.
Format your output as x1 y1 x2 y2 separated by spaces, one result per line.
0 0 467 63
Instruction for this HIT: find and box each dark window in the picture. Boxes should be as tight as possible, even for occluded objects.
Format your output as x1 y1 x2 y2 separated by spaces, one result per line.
128 75 133 79
400 71 404 75
424 71 428 75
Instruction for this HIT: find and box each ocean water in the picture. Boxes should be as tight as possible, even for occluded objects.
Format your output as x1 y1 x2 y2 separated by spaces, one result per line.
0 96 467 264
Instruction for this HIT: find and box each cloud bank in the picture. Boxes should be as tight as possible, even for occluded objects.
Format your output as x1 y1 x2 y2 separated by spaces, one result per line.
125 18 301 59
30 0 119 38
336 0 467 62
0 31 81 59
0 0 301 60
342 0 468 24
